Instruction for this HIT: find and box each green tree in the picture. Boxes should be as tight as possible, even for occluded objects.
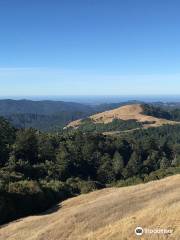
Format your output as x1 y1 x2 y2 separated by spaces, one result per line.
112 151 124 179
55 145 71 180
172 144 180 166
13 128 38 165
38 135 55 162
0 117 15 166
160 156 171 169
126 151 142 176
97 154 114 183
143 150 160 173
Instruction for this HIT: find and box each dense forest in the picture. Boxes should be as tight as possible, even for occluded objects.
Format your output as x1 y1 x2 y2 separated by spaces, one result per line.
0 100 95 131
0 117 180 225
142 103 180 121
0 100 130 131
2 100 180 131
5 112 87 131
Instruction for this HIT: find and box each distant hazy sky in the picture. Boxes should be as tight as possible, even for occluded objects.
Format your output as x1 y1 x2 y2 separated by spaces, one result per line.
0 0 180 96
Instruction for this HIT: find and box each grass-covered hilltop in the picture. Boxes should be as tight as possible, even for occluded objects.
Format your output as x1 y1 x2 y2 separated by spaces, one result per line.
66 103 180 132
2 100 180 132
0 102 180 225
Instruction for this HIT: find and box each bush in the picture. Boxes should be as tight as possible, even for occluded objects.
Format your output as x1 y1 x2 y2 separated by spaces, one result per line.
143 167 180 182
115 176 143 187
0 180 73 225
8 180 41 194
41 180 72 202
66 178 105 194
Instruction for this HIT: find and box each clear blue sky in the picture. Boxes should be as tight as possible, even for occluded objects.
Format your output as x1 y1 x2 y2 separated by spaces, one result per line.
0 0 180 96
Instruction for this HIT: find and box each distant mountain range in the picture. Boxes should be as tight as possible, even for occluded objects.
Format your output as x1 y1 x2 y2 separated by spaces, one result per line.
0 99 93 115
0 99 93 131
1 99 180 132
0 99 131 131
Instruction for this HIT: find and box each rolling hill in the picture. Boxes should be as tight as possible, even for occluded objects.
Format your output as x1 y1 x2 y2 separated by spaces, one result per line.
1 100 180 131
67 104 179 129
0 99 93 115
0 99 96 131
0 174 179 240
0 100 132 131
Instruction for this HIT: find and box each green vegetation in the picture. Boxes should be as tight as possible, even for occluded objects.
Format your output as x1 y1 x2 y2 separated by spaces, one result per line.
114 167 180 187
0 99 96 131
0 100 126 131
2 101 180 132
6 112 87 132
142 103 180 121
78 118 142 132
0 116 180 224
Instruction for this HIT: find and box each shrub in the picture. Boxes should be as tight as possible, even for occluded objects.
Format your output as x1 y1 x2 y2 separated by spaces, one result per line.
66 178 104 194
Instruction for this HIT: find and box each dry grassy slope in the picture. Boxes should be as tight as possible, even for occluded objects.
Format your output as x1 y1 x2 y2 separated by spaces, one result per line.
0 175 180 240
67 104 178 128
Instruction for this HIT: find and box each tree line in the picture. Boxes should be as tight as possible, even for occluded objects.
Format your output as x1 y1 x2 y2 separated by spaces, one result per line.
142 104 180 121
0 117 180 224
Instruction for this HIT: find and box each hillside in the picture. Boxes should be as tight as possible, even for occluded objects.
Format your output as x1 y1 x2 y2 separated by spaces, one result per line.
0 99 95 131
0 100 129 131
0 99 93 115
0 175 179 240
67 104 179 129
1 100 179 131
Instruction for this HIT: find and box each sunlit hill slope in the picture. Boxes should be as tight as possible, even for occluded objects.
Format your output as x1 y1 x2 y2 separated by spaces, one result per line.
67 104 178 129
0 175 179 240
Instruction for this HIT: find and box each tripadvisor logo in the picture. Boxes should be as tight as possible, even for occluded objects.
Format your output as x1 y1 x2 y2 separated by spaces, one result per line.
135 226 173 236
135 227 144 236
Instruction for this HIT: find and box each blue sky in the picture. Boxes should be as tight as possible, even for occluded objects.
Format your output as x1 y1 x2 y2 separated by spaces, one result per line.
0 0 180 96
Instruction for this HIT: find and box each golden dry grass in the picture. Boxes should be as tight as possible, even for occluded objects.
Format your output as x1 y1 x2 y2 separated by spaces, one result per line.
0 175 180 240
67 104 178 128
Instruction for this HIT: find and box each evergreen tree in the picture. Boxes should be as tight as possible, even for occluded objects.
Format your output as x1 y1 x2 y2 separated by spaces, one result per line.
112 151 124 179
160 156 171 169
13 128 38 165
